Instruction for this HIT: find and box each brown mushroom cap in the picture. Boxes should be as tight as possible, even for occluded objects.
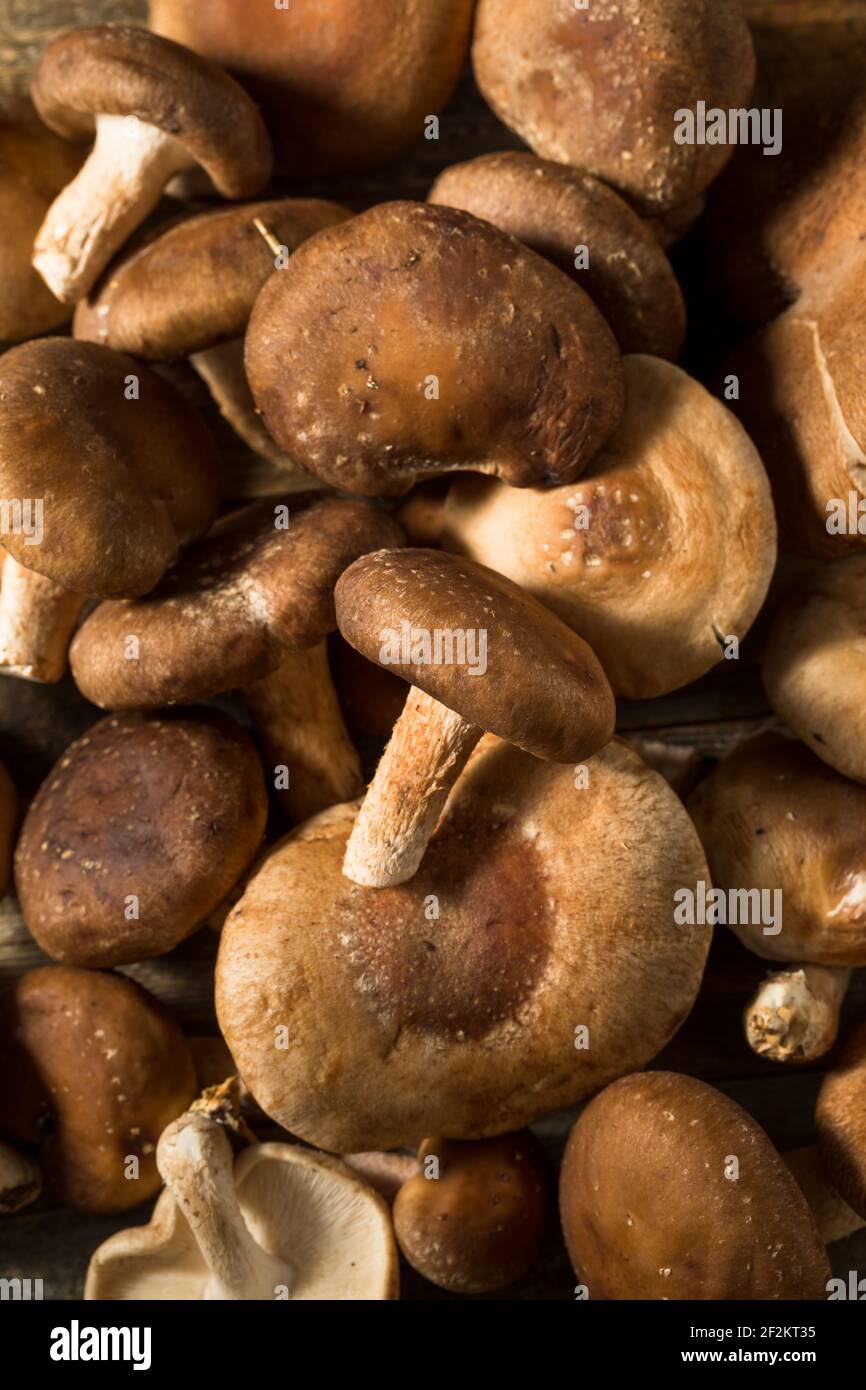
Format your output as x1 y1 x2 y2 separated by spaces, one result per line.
15 711 268 969
440 355 776 699
245 201 624 497
69 497 403 709
0 338 220 597
149 0 475 177
560 1071 831 1300
817 1018 866 1219
32 25 272 198
73 199 352 360
393 1131 549 1293
216 736 712 1152
688 732 866 966
336 549 615 762
471 0 756 215
0 965 196 1211
429 153 686 360
762 555 866 782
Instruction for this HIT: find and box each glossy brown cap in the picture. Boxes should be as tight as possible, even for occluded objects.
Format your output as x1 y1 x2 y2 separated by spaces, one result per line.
817 1018 866 1219
245 201 624 497
560 1071 831 1300
335 549 615 762
32 25 272 197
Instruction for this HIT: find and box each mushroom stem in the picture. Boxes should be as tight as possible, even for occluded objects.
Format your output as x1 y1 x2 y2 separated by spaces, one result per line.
157 1107 294 1300
33 113 194 302
0 552 86 682
343 686 481 887
244 642 364 823
784 1147 865 1246
745 965 851 1063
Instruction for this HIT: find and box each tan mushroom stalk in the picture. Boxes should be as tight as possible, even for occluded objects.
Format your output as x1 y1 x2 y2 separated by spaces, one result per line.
440 356 777 699
784 1147 865 1247
560 1072 831 1299
745 966 852 1064
0 1139 41 1214
817 1017 866 1219
73 199 350 482
85 1086 399 1300
69 497 403 824
0 338 220 682
31 25 272 302
337 550 615 887
216 736 712 1152
429 153 686 359
246 201 624 497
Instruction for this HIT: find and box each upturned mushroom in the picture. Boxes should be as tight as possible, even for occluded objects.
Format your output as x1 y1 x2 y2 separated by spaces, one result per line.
429 153 686 359
149 0 475 177
85 1084 399 1300
245 201 624 498
817 1016 866 1220
216 736 712 1152
0 1139 41 1214
0 965 196 1211
30 25 272 302
762 557 866 781
15 710 268 969
559 1071 831 1299
439 355 776 699
471 0 756 215
0 338 220 683
336 549 615 887
73 199 351 474
69 497 403 823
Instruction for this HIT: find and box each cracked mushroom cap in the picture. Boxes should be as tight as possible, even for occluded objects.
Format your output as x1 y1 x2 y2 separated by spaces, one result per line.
69 497 404 709
73 198 352 359
817 1018 866 1220
471 0 756 216
429 153 686 360
0 965 196 1212
688 732 866 966
216 736 712 1152
0 338 220 597
560 1071 831 1300
32 25 272 199
763 555 866 782
245 200 624 497
440 355 776 699
15 710 268 969
336 549 615 761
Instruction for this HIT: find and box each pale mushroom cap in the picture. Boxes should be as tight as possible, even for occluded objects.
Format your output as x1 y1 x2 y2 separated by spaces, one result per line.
817 1018 866 1220
560 1071 831 1300
32 25 273 197
763 555 866 783
245 200 624 497
441 355 777 699
85 1143 399 1300
216 737 712 1152
688 731 866 965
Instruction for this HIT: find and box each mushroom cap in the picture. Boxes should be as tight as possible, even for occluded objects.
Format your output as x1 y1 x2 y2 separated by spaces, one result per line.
69 497 404 709
245 200 624 497
429 152 686 360
560 1071 831 1300
441 355 777 699
32 25 273 198
0 965 196 1212
0 758 16 898
471 0 756 215
817 1018 866 1219
0 338 220 596
216 736 712 1152
15 710 268 969
149 0 475 178
0 111 82 341
762 555 866 782
393 1131 549 1293
73 199 352 360
688 732 866 966
336 549 615 762
0 1138 42 1214
85 1141 398 1299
